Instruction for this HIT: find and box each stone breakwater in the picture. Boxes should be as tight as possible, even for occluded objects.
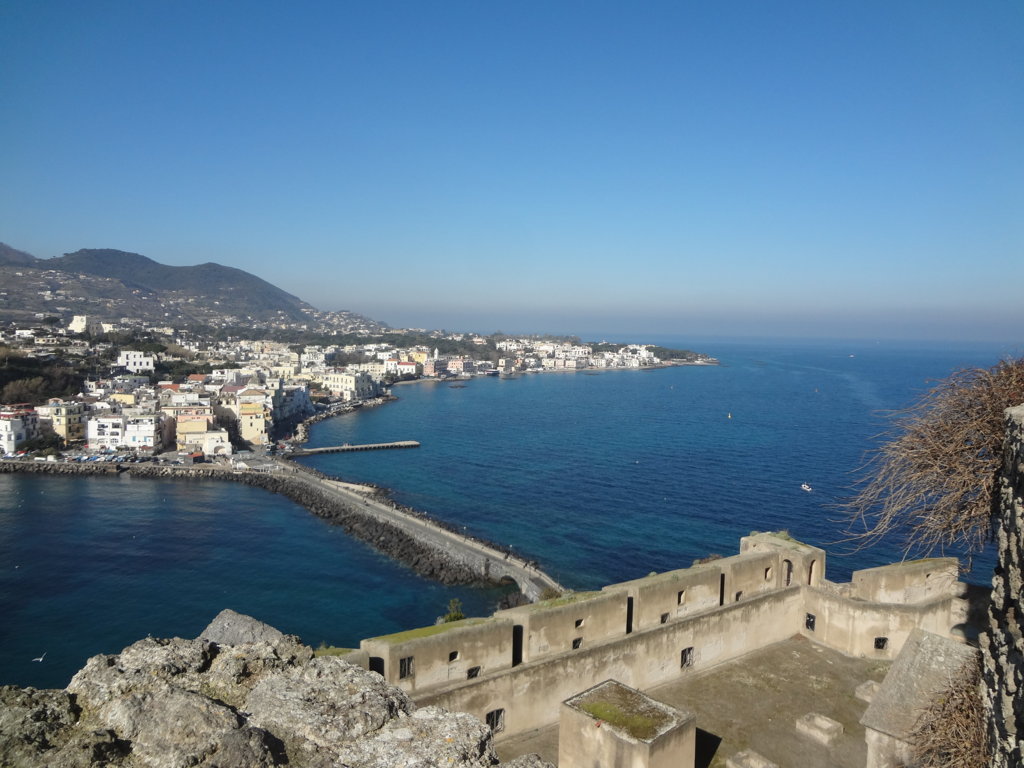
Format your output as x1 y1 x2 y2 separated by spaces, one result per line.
0 459 561 599
0 609 552 768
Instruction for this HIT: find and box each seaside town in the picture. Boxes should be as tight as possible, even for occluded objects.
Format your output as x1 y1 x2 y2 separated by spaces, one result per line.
0 313 716 461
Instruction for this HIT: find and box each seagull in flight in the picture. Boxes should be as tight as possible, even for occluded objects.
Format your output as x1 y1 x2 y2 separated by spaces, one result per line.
32 652 46 662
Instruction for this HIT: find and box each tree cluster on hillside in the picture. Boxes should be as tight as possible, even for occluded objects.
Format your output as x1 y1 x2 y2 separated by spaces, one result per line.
0 345 83 404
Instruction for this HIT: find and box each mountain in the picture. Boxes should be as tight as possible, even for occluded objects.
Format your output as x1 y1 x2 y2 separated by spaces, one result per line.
0 242 39 267
0 243 383 332
48 249 314 320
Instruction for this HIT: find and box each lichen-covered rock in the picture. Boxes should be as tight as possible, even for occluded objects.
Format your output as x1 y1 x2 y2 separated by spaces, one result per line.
0 686 79 766
334 706 498 768
98 684 248 767
200 609 286 646
1 611 535 768
245 655 413 762
501 755 556 768
67 637 217 712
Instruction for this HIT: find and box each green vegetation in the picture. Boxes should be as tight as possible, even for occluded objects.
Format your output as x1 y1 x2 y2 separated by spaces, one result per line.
579 695 670 741
0 345 84 404
376 617 490 645
692 554 723 565
442 598 465 623
537 586 563 601
313 644 357 657
529 591 598 611
750 530 799 543
17 433 63 455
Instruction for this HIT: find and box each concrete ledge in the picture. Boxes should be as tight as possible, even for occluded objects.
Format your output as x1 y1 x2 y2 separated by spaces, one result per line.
726 749 779 768
855 679 880 703
795 712 844 745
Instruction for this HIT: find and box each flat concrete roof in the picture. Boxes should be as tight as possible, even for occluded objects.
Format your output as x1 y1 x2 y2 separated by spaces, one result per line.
495 635 891 768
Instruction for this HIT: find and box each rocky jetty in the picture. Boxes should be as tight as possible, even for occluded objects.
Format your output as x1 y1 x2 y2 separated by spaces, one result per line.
0 460 489 587
0 610 551 768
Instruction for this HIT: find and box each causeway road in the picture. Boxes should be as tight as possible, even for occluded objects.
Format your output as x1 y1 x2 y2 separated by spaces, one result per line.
270 457 565 601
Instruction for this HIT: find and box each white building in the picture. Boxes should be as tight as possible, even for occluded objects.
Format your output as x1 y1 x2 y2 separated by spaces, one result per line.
116 350 156 373
87 415 126 451
323 370 379 401
124 414 161 450
0 415 27 454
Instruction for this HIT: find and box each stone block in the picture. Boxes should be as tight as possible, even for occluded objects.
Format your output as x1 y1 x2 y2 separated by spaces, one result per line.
726 748 779 768
795 712 844 746
559 679 695 768
855 680 880 703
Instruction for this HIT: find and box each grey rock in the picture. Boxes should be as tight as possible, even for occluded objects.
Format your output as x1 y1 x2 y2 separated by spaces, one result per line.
194 725 282 768
0 686 79 766
335 706 497 767
246 655 412 763
200 609 287 646
502 756 555 768
96 683 246 767
2 611 537 768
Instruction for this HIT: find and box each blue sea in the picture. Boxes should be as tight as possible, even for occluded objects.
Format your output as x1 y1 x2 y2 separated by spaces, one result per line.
0 337 1016 689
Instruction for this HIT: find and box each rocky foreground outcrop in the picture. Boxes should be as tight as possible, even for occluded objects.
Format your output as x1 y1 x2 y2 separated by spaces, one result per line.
0 610 551 768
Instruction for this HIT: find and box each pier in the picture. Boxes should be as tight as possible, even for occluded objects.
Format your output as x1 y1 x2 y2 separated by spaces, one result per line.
290 440 420 456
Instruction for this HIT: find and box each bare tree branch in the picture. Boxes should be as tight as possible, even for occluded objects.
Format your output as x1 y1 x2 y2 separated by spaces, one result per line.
843 358 1024 558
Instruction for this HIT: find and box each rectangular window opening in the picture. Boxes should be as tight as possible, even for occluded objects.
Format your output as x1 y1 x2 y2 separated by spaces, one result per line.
681 646 694 668
574 618 584 629
874 636 888 650
677 590 686 605
764 567 772 580
467 666 481 679
448 650 459 663
735 591 743 602
485 708 505 733
805 613 816 631
572 637 583 650
399 656 415 679
660 612 670 624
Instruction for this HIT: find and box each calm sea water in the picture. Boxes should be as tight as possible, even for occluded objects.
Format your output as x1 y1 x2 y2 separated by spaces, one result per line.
0 337 1016 689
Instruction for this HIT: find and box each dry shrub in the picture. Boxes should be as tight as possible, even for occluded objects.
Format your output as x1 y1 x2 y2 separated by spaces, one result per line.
845 358 1024 558
910 656 989 768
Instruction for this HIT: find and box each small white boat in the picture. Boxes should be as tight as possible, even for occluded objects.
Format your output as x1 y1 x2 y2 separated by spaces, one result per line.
801 483 813 492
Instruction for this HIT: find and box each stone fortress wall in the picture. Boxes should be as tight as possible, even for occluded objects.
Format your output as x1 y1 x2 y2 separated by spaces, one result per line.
983 403 1024 767
354 532 973 741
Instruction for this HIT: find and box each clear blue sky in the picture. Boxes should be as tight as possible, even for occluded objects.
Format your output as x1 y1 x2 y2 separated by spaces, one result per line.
1 1 1021 342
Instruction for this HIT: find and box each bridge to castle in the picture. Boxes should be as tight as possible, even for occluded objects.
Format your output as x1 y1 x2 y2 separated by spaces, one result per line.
270 457 563 601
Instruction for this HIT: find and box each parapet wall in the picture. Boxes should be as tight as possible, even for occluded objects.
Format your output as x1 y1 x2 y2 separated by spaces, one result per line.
357 531 971 741
982 403 1024 767
418 587 805 736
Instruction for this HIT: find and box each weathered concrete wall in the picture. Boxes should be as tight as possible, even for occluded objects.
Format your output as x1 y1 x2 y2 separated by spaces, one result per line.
604 565 722 632
496 590 628 662
851 558 959 603
418 589 805 738
740 532 826 588
360 617 514 695
982 403 1024 768
559 680 696 768
801 588 963 660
